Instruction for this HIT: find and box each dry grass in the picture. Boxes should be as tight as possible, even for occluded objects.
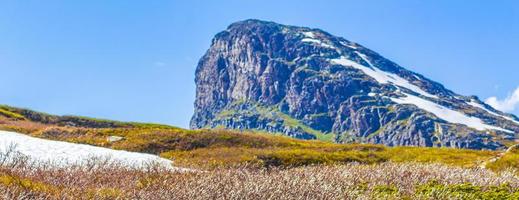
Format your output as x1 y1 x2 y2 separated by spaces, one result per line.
1 155 518 200
1 105 519 199
0 146 517 199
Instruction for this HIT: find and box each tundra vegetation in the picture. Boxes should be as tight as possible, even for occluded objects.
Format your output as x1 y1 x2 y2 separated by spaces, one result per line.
0 105 518 199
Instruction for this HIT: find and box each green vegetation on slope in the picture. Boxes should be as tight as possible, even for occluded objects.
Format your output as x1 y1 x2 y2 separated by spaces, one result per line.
486 145 519 172
0 108 26 120
0 104 516 172
214 102 336 142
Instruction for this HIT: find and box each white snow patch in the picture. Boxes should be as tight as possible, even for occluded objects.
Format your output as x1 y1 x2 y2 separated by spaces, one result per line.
301 38 335 49
330 55 437 99
0 130 178 169
391 93 514 133
302 31 316 38
302 38 321 43
368 93 377 97
503 116 519 125
468 100 519 125
301 31 336 49
468 101 501 117
340 41 357 49
355 52 375 67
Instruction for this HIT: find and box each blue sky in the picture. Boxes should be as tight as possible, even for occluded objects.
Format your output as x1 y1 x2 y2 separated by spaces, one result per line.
1 0 518 128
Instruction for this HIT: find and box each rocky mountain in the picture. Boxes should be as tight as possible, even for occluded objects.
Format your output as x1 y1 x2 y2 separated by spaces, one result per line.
190 19 519 150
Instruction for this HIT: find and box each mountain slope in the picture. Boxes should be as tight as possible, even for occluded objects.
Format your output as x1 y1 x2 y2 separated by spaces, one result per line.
191 19 519 150
0 104 507 169
0 107 518 199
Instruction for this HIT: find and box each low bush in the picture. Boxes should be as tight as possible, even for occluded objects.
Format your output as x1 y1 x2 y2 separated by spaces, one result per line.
416 181 519 199
0 158 517 199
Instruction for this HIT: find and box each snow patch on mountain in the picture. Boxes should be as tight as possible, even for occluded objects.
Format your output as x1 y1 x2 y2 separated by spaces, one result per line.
301 38 334 49
355 52 375 67
331 55 437 99
339 41 357 49
503 116 519 125
468 101 501 116
0 130 177 169
391 94 514 133
300 31 337 49
302 31 316 38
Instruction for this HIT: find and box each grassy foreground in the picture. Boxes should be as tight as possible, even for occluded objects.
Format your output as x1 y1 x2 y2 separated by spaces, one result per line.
0 157 518 199
1 105 519 199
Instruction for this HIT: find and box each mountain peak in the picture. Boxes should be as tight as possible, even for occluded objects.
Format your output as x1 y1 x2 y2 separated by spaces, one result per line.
222 19 327 41
192 20 519 150
228 19 278 28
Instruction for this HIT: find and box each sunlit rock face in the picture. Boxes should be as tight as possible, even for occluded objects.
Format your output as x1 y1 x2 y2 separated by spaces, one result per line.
191 19 519 150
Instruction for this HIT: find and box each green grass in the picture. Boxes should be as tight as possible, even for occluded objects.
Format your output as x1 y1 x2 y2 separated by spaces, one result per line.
0 104 516 172
383 146 496 167
216 109 238 118
0 108 26 120
214 102 336 142
416 181 519 199
486 146 519 172
258 105 335 142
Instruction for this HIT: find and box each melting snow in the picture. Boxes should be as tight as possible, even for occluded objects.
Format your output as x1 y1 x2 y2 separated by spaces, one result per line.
391 93 514 133
302 31 316 38
468 101 501 116
0 130 177 169
468 101 519 125
330 54 437 99
301 31 336 49
301 38 335 49
302 38 322 44
340 41 357 49
503 116 519 125
355 52 375 67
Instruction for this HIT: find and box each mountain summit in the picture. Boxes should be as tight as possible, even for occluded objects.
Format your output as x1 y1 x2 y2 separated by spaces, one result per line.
191 19 519 150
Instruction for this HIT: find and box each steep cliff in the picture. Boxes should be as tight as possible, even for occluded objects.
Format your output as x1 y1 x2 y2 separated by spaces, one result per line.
191 19 519 150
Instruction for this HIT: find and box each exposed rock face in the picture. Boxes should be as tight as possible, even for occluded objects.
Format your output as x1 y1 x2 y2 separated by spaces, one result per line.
191 19 519 150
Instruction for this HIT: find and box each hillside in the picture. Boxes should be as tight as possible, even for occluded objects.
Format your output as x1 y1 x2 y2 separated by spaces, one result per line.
1 104 519 199
191 19 519 150
0 104 517 171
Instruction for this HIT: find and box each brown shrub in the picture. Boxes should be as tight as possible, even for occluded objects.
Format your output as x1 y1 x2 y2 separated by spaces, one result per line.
0 159 518 199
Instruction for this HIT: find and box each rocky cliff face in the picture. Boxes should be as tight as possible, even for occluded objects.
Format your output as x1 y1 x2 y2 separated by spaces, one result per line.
191 19 519 150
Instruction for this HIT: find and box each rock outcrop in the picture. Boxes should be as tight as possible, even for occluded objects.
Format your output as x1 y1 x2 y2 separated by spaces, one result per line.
191 19 519 150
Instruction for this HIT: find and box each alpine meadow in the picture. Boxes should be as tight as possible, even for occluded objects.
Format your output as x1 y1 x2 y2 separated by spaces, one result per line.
1 1 519 199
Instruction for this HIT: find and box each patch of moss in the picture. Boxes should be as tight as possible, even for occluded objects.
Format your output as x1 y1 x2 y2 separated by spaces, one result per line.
271 108 334 142
385 146 496 168
416 181 519 199
0 174 58 195
217 109 238 118
0 108 26 120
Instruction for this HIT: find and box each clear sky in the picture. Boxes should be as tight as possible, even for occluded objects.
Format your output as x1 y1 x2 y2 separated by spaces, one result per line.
1 0 518 128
